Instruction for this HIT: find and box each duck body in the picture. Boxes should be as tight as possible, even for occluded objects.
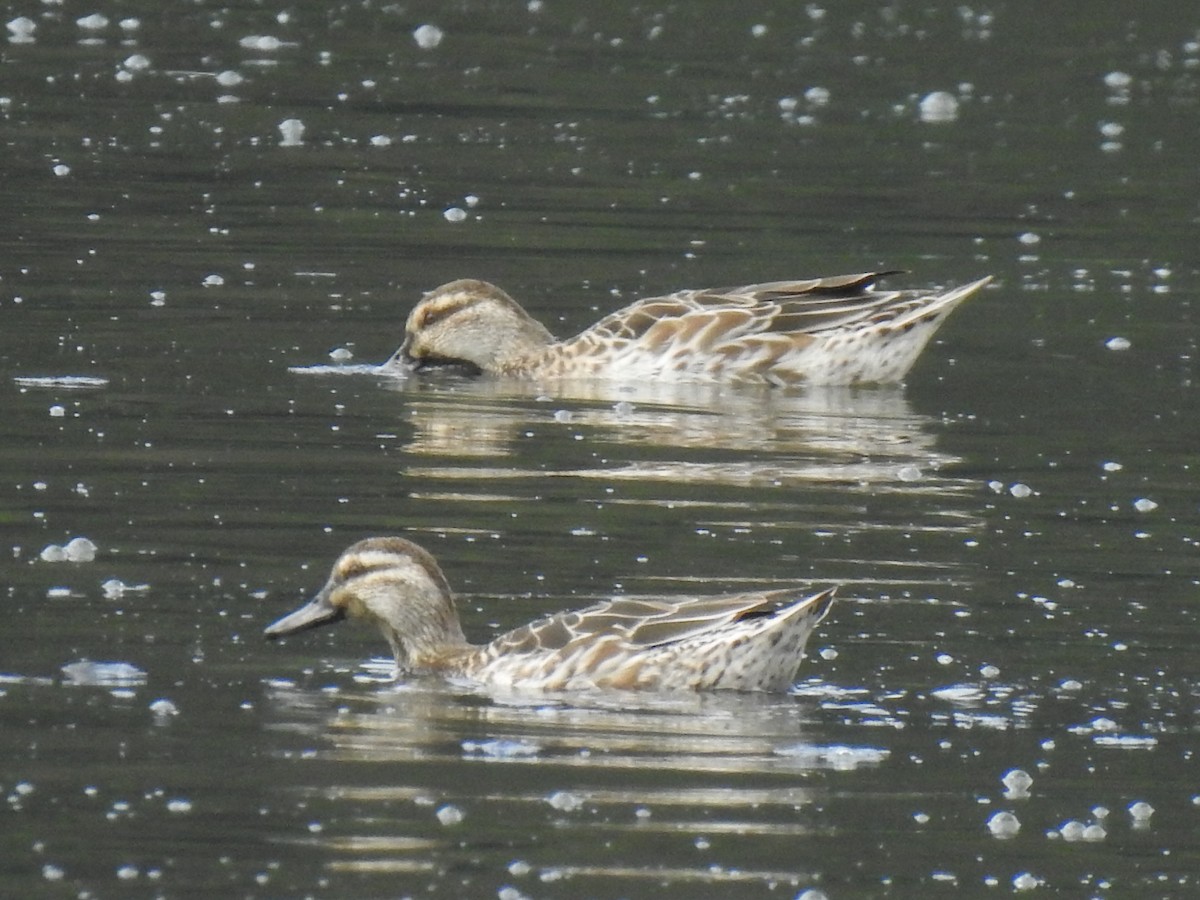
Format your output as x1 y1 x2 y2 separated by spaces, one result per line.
386 272 991 386
264 537 836 693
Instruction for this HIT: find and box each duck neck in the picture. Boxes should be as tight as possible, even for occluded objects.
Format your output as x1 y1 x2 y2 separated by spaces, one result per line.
385 612 473 672
489 318 557 374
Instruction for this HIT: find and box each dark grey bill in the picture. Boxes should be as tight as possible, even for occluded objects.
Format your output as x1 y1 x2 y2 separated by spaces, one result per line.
264 593 345 640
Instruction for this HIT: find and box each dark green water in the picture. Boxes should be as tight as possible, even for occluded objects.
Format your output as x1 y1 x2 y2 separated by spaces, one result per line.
2 2 1197 897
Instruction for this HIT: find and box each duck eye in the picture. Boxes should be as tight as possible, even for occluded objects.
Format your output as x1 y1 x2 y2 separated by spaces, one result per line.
416 302 456 330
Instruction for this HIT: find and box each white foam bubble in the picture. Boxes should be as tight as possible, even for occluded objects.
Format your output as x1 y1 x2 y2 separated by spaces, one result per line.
102 579 149 598
278 118 305 146
1129 800 1154 821
805 86 831 106
413 24 444 49
987 810 1020 837
545 790 584 811
1058 819 1086 841
918 90 959 122
76 14 110 31
1002 768 1033 797
149 698 179 717
1012 872 1042 891
7 16 36 41
65 536 97 561
239 34 283 51
435 804 464 825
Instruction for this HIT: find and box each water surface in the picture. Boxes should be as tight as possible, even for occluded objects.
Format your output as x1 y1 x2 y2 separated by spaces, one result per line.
2 2 1197 897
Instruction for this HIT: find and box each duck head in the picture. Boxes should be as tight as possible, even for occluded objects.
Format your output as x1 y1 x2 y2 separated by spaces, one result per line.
264 536 469 670
384 279 555 375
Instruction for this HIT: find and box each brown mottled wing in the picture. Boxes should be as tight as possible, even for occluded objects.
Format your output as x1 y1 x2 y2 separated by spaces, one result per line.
486 589 807 655
580 271 910 344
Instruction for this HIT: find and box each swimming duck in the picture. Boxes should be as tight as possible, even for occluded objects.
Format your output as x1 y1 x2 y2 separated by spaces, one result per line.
383 271 990 385
264 536 836 692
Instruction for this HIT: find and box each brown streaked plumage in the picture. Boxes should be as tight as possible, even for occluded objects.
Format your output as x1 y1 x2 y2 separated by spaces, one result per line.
264 536 836 693
383 272 991 385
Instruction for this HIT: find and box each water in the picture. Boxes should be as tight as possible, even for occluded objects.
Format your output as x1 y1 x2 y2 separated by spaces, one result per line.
3 2 1198 897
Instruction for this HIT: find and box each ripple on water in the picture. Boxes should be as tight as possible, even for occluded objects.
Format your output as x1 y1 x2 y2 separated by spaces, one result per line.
1093 734 1158 750
12 375 109 389
61 660 147 687
461 738 541 759
287 363 390 376
773 743 891 770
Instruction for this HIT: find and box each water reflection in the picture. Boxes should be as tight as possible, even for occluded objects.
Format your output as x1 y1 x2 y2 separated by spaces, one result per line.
272 677 868 773
263 678 883 894
377 375 965 493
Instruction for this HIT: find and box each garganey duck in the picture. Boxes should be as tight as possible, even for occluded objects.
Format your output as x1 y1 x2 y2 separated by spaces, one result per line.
384 271 990 385
264 536 836 692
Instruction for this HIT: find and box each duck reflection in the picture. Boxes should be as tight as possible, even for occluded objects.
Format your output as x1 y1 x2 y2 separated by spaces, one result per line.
386 376 963 492
263 677 888 888
267 676 877 771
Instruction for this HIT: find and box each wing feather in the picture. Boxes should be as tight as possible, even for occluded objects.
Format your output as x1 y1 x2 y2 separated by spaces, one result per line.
573 271 932 352
485 589 813 656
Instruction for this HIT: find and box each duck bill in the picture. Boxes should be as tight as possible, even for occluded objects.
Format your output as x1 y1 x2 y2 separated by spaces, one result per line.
381 339 419 373
264 591 345 640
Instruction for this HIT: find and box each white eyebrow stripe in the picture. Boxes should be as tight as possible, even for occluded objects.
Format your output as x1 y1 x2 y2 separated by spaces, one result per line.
337 549 404 575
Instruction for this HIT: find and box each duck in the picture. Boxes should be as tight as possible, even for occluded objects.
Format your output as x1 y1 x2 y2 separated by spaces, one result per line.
264 536 837 692
382 271 991 386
